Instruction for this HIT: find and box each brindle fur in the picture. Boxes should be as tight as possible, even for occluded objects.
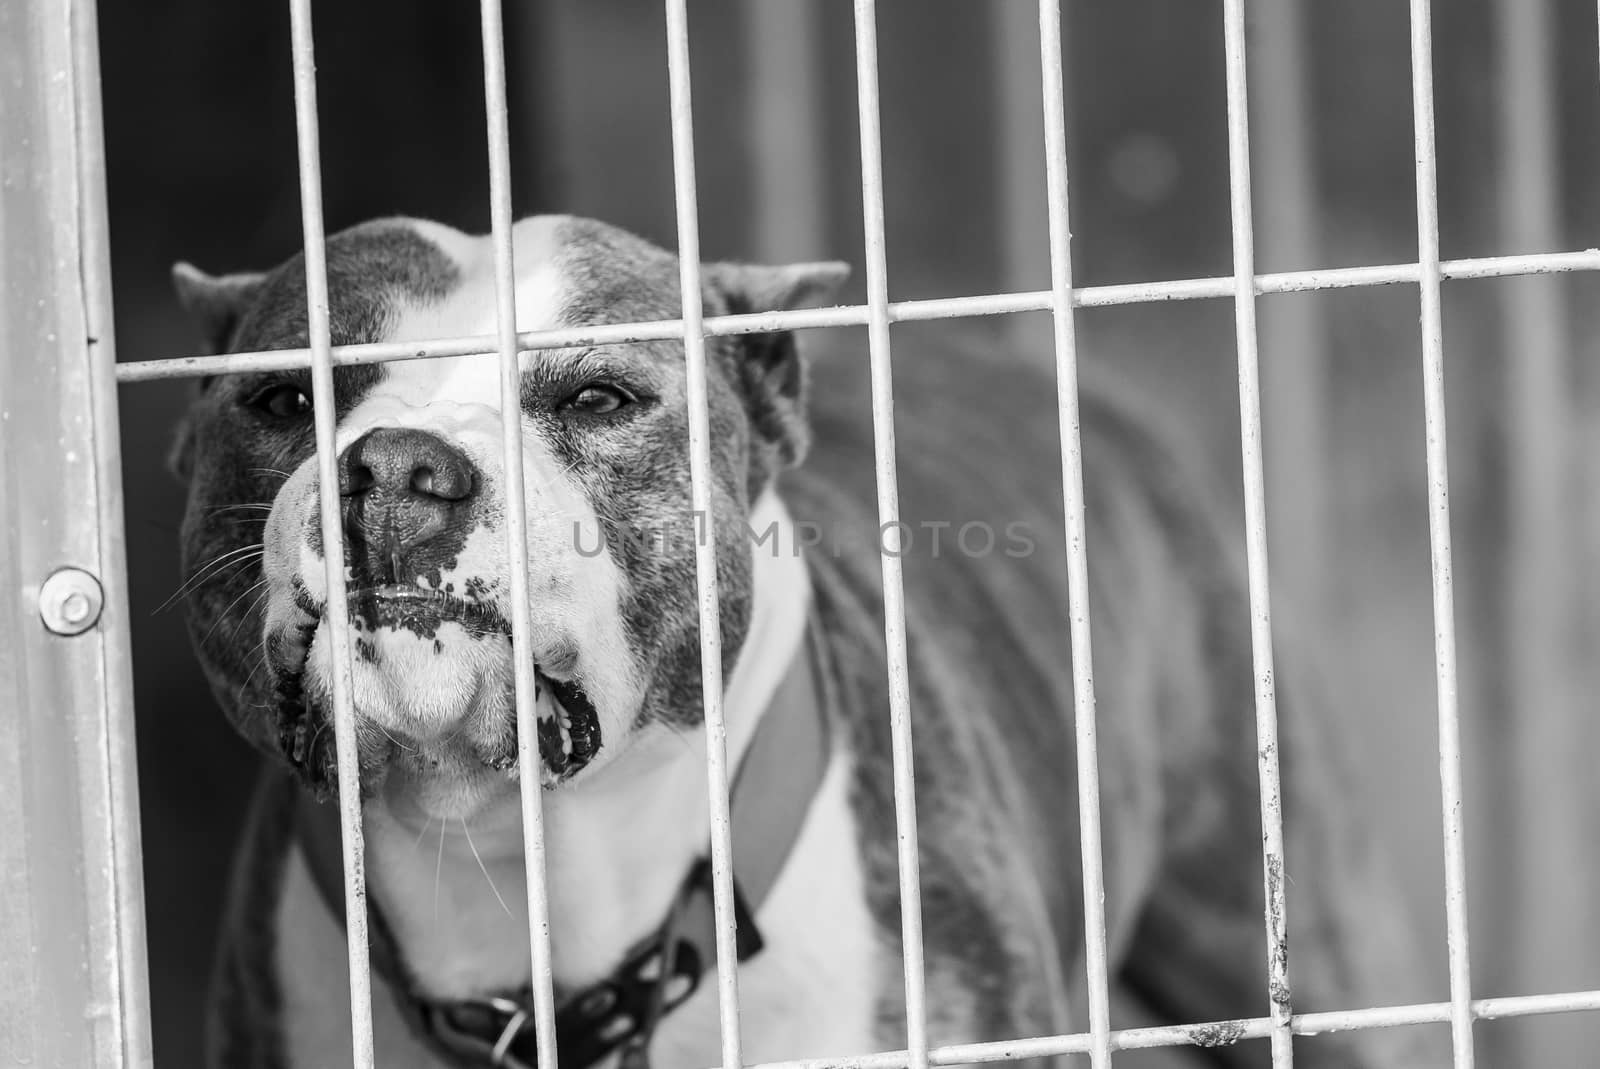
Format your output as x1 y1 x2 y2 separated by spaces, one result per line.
173 217 1446 1068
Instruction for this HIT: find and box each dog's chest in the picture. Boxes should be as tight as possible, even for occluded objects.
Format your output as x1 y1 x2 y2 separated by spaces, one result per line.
641 752 881 1068
272 751 880 1068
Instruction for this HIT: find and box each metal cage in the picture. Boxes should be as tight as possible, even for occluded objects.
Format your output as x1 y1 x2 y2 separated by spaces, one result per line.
4 0 1600 1067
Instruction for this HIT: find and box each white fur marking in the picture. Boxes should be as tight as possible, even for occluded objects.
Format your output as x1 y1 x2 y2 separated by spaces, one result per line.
281 216 641 749
277 492 879 1065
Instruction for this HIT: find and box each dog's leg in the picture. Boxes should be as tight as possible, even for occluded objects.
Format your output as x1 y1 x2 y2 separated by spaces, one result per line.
1116 682 1453 1069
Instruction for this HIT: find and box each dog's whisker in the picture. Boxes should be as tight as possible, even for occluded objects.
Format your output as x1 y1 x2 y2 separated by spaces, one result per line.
199 577 271 648
433 818 446 930
307 719 330 756
154 554 261 616
157 543 264 613
412 815 435 853
238 649 272 707
165 542 264 601
376 724 417 756
460 818 513 919
249 467 292 481
229 585 275 645
208 502 275 516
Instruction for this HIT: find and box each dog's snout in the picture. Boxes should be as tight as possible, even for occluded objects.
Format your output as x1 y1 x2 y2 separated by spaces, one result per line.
336 430 478 576
341 428 476 503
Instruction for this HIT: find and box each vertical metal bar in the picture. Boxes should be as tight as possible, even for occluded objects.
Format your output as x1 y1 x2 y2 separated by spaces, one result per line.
0 0 153 1063
74 0 154 1058
285 1 377 1063
1221 3 1294 1065
663 3 746 1066
1036 4 1112 1066
850 4 930 1069
745 0 828 262
1252 0 1331 614
1497 1 1588 1064
479 1 563 1065
1407 1 1476 1065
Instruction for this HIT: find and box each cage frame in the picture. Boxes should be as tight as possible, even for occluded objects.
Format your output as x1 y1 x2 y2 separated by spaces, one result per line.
7 0 1600 1067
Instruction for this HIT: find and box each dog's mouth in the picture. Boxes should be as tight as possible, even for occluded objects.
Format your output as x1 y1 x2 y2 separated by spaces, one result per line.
349 583 509 639
272 585 603 792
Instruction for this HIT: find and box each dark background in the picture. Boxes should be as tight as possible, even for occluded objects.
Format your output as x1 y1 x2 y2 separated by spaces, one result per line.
100 1 1600 1065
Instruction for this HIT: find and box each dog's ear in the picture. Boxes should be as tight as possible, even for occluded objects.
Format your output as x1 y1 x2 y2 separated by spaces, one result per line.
169 263 264 485
172 261 266 356
705 261 851 318
167 414 197 486
703 261 850 483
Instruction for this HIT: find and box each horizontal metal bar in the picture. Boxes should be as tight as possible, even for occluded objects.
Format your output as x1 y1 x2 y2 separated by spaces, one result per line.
717 989 1600 1069
117 249 1600 383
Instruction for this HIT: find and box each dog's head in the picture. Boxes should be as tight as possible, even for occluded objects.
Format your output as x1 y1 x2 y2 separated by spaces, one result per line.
170 215 845 815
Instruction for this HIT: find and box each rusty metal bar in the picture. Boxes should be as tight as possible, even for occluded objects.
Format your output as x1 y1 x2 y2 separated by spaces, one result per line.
721 988 1600 1069
1221 2 1294 1062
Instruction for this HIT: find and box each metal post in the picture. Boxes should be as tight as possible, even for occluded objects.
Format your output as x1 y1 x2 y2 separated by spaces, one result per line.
0 0 152 1064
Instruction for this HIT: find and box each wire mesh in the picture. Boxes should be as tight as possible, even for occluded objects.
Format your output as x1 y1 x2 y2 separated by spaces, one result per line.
60 0 1600 1064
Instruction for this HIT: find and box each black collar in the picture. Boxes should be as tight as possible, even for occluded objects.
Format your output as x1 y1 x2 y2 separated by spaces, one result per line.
296 613 833 1069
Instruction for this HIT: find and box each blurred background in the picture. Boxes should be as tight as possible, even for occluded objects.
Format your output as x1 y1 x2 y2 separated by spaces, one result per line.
98 0 1600 1064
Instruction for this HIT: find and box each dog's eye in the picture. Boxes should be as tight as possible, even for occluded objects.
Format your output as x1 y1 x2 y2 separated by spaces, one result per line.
560 384 632 416
247 383 312 419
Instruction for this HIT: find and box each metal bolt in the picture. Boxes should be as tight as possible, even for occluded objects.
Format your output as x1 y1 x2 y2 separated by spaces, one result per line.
39 567 105 636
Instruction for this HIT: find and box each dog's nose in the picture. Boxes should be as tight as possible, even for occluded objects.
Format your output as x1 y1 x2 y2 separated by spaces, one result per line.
337 430 477 571
340 428 476 503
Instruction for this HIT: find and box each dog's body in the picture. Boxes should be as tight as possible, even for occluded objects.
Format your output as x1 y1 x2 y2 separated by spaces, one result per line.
174 215 1446 1069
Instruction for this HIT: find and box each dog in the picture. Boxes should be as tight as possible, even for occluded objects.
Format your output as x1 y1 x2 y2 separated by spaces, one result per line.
170 214 1448 1069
